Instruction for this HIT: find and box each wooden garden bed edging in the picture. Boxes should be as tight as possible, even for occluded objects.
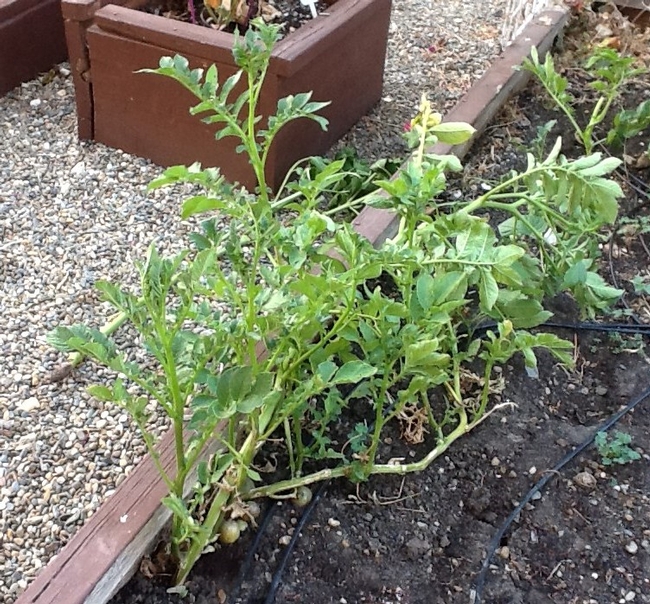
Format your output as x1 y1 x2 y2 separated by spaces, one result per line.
14 7 569 604
613 0 650 26
0 0 68 96
61 0 392 191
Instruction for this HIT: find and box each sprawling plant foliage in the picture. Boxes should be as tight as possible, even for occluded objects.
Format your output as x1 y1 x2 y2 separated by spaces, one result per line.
49 23 623 585
522 45 649 155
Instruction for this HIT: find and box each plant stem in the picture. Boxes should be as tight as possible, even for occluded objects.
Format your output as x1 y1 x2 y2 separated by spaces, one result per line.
176 429 259 584
247 406 471 500
247 402 517 502
160 333 188 497
67 311 128 368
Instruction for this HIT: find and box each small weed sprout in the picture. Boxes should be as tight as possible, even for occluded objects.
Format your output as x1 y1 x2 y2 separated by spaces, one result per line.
607 331 646 356
595 430 641 466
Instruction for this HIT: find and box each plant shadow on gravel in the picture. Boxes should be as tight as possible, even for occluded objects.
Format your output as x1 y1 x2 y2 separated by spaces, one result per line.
108 9 650 604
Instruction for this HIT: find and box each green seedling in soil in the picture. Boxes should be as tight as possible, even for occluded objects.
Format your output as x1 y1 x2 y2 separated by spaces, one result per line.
48 21 625 587
528 119 557 161
522 46 647 155
607 331 646 355
619 215 650 236
631 274 650 296
595 430 641 465
588 335 602 354
606 99 650 149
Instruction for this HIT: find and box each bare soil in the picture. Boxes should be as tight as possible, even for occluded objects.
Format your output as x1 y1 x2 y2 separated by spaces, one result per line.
111 9 650 604
140 0 332 36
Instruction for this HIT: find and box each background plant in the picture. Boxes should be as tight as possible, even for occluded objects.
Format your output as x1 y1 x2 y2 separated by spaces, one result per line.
595 430 641 465
49 22 625 587
301 148 401 215
522 46 647 155
188 0 272 30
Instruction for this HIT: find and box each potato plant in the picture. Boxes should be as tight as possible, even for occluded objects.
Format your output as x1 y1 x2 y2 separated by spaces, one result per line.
49 22 623 586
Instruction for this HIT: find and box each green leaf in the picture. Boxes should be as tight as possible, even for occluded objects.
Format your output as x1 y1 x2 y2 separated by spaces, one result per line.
216 366 252 406
181 196 227 219
498 297 552 329
455 219 495 260
607 99 650 147
87 385 114 402
47 324 117 362
479 270 499 311
430 122 476 145
492 245 525 267
332 361 377 385
405 340 450 369
577 156 621 177
237 373 274 413
317 360 338 383
431 271 467 306
563 260 588 287
416 273 436 309
584 271 623 302
258 391 282 433
197 461 209 485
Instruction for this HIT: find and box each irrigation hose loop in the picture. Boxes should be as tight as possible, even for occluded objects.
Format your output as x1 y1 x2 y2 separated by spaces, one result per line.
541 320 650 334
473 319 650 338
472 384 650 604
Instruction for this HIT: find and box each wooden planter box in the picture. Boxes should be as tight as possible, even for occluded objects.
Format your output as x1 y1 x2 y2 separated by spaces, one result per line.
15 9 569 604
0 0 68 95
61 0 392 190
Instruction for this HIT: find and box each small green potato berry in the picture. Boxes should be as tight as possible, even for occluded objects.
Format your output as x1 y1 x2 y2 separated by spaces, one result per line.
218 519 241 544
293 486 313 507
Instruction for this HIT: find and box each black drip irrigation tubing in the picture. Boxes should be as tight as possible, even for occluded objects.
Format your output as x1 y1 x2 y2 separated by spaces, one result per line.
262 480 329 604
228 500 278 603
619 167 650 202
229 319 650 604
471 319 650 338
472 383 650 604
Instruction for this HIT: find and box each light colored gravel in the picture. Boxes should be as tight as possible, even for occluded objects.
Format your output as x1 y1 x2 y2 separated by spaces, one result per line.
0 0 509 600
335 0 506 159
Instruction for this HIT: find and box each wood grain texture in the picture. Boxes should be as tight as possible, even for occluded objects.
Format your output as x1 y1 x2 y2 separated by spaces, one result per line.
15 8 568 604
63 0 390 190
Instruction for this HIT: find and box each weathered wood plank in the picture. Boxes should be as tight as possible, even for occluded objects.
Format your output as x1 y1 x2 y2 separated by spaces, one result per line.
16 427 177 604
612 0 649 10
15 8 569 604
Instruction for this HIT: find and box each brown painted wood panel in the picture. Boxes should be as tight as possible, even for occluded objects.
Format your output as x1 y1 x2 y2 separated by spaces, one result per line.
0 0 67 95
93 5 236 64
62 0 391 191
271 0 391 77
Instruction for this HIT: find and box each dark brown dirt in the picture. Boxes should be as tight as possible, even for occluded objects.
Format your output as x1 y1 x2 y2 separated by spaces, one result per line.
110 10 650 604
140 0 332 36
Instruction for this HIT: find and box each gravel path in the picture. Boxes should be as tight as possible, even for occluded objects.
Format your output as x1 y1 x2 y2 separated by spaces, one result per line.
1 1 507 600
